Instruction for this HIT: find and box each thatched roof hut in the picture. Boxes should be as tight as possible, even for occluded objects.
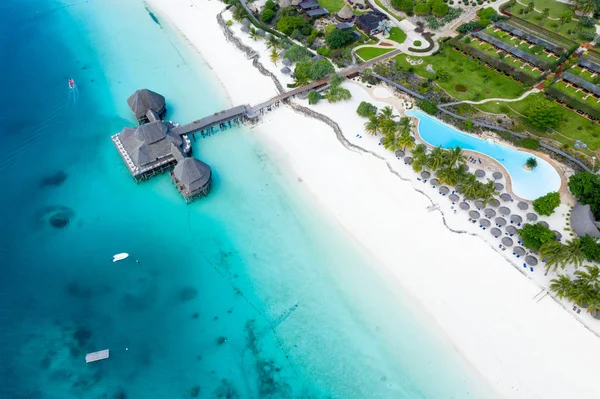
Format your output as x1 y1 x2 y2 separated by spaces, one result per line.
469 210 480 219
282 58 292 66
502 237 513 247
281 66 291 74
517 201 529 210
510 214 522 224
494 183 504 191
570 202 600 238
171 157 212 203
127 89 166 123
526 212 538 221
492 171 503 180
459 202 470 210
336 4 355 22
514 246 526 256
484 208 496 218
475 169 485 178
499 206 511 215
480 219 491 228
491 227 502 237
495 217 507 227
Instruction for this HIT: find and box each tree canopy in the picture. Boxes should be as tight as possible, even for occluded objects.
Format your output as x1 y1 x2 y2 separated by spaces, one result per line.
581 235 600 262
414 2 431 15
326 29 355 49
285 44 312 62
356 101 378 118
308 90 322 105
432 1 449 16
527 98 562 129
532 191 560 216
277 16 312 36
391 0 415 14
417 99 438 115
519 222 557 251
568 172 600 219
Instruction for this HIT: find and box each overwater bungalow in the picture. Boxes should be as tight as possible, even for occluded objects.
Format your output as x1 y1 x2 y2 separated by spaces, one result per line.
170 157 212 203
127 89 167 124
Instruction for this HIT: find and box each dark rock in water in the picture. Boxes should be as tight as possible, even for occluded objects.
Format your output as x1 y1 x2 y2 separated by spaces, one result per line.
73 327 92 348
197 355 202 360
192 312 199 319
190 386 201 397
69 347 81 358
216 336 227 345
215 379 240 399
113 388 127 399
50 213 70 228
40 356 52 370
40 171 67 187
227 309 233 314
213 316 219 321
179 287 198 302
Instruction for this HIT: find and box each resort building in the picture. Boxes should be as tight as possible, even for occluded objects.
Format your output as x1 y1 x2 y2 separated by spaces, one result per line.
356 12 387 36
170 156 212 203
127 89 167 124
570 202 600 238
297 0 319 11
297 0 328 18
336 5 355 22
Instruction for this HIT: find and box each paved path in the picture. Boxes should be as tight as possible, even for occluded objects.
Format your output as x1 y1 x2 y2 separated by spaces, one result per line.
442 88 540 107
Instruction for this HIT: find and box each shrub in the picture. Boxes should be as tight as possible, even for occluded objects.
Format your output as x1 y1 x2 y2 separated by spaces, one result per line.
533 192 560 216
477 7 498 21
317 47 331 57
526 98 561 129
579 30 596 42
568 172 600 219
356 101 378 118
581 235 600 262
579 17 596 28
465 118 473 130
326 29 355 49
435 67 450 82
418 99 438 114
392 0 415 13
455 84 467 92
261 9 275 23
308 90 322 105
308 59 335 80
432 0 449 16
426 16 440 29
264 0 278 11
277 16 312 36
522 137 540 149
519 223 557 251
414 40 422 46
457 21 480 33
285 44 312 62
560 10 573 23
414 2 431 15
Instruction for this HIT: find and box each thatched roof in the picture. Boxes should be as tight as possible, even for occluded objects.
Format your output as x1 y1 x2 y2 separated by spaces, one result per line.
241 25 250 33
118 121 181 168
469 210 480 219
502 237 513 246
242 18 251 26
172 157 212 193
337 4 355 20
127 89 166 120
449 194 459 202
281 66 291 74
491 227 502 237
499 206 511 215
459 202 470 210
480 219 491 228
421 171 430 179
474 200 484 209
311 54 325 62
495 217 507 226
553 230 562 240
484 208 496 218
539 221 549 228
475 169 485 177
439 186 449 195
500 193 512 202
514 246 526 256
492 171 503 180
430 178 439 186
395 150 405 158
510 215 522 224
525 255 538 265
526 212 538 221
570 203 600 238
517 201 529 210
282 58 292 66
506 225 518 235
489 199 500 207
494 183 504 191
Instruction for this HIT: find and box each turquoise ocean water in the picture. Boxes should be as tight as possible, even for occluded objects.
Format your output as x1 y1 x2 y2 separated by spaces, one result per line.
0 1 497 398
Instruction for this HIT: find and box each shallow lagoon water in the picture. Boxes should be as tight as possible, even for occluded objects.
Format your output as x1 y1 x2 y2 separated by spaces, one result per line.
0 0 497 398
408 110 561 200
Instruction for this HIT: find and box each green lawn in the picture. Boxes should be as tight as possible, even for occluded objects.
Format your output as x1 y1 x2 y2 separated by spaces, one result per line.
394 48 527 101
388 27 407 44
374 0 404 21
484 26 559 61
507 5 596 41
355 47 394 61
569 66 599 85
553 80 600 108
476 93 600 154
317 0 345 12
515 0 572 18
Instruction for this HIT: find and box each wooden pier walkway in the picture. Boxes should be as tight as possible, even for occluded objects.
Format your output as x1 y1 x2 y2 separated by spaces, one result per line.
172 49 402 137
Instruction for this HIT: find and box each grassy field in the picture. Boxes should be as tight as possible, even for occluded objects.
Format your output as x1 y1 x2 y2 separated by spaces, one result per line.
518 0 571 18
553 80 600 108
394 48 527 101
476 93 600 154
355 47 394 61
569 66 599 85
507 4 596 41
317 0 345 12
388 27 407 44
484 26 560 61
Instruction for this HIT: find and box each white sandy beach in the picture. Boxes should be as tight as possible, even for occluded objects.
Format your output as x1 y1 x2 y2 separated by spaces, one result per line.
149 1 600 397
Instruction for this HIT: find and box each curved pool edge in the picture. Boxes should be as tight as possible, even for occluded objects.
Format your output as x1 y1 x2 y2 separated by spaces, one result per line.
405 109 564 201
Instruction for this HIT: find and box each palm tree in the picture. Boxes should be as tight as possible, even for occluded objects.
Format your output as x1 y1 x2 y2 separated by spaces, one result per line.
562 238 585 269
550 275 573 300
249 27 258 41
574 0 596 14
398 117 411 135
382 131 400 152
437 166 459 186
478 179 497 206
570 281 593 307
397 132 415 151
575 265 600 290
411 144 428 173
459 173 480 199
379 106 395 122
540 241 569 274
379 118 398 137
587 299 600 318
444 146 465 169
270 48 280 65
364 115 380 136
427 147 446 171
266 35 280 49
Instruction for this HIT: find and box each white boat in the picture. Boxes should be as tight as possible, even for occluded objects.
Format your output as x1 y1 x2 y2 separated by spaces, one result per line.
86 349 109 363
112 253 129 262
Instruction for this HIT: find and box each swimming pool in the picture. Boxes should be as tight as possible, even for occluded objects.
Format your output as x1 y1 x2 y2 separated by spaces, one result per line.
406 110 561 200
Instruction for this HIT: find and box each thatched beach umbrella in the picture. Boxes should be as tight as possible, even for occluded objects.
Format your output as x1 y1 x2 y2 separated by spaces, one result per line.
469 210 480 219
421 171 430 179
395 150 405 158
242 18 251 26
229 5 238 13
257 29 266 36
526 255 538 266
499 206 511 215
495 217 507 227
463 165 469 172
514 246 526 256
484 208 496 218
493 171 503 180
526 212 538 221
539 221 549 228
241 25 250 33
502 237 514 247
404 157 413 165
459 202 470 210
510 215 523 224
474 200 484 209
439 186 450 195
280 66 291 75
517 201 529 210
494 183 504 191
506 225 518 235
480 219 491 228
491 227 502 237
282 58 292 67
430 178 439 186
554 230 562 240
489 199 500 208
500 193 512 202
475 169 486 178
449 194 460 202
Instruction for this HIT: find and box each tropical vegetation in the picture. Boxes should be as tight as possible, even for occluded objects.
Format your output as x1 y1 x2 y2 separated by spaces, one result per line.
532 191 560 216
525 157 538 169
519 222 557 251
324 75 352 103
356 101 378 118
550 266 600 317
568 172 600 219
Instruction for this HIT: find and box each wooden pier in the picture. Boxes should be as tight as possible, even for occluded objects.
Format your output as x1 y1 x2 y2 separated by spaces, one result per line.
85 349 109 363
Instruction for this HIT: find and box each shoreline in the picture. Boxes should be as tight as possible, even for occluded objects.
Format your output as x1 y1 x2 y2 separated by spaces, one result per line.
146 1 600 398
